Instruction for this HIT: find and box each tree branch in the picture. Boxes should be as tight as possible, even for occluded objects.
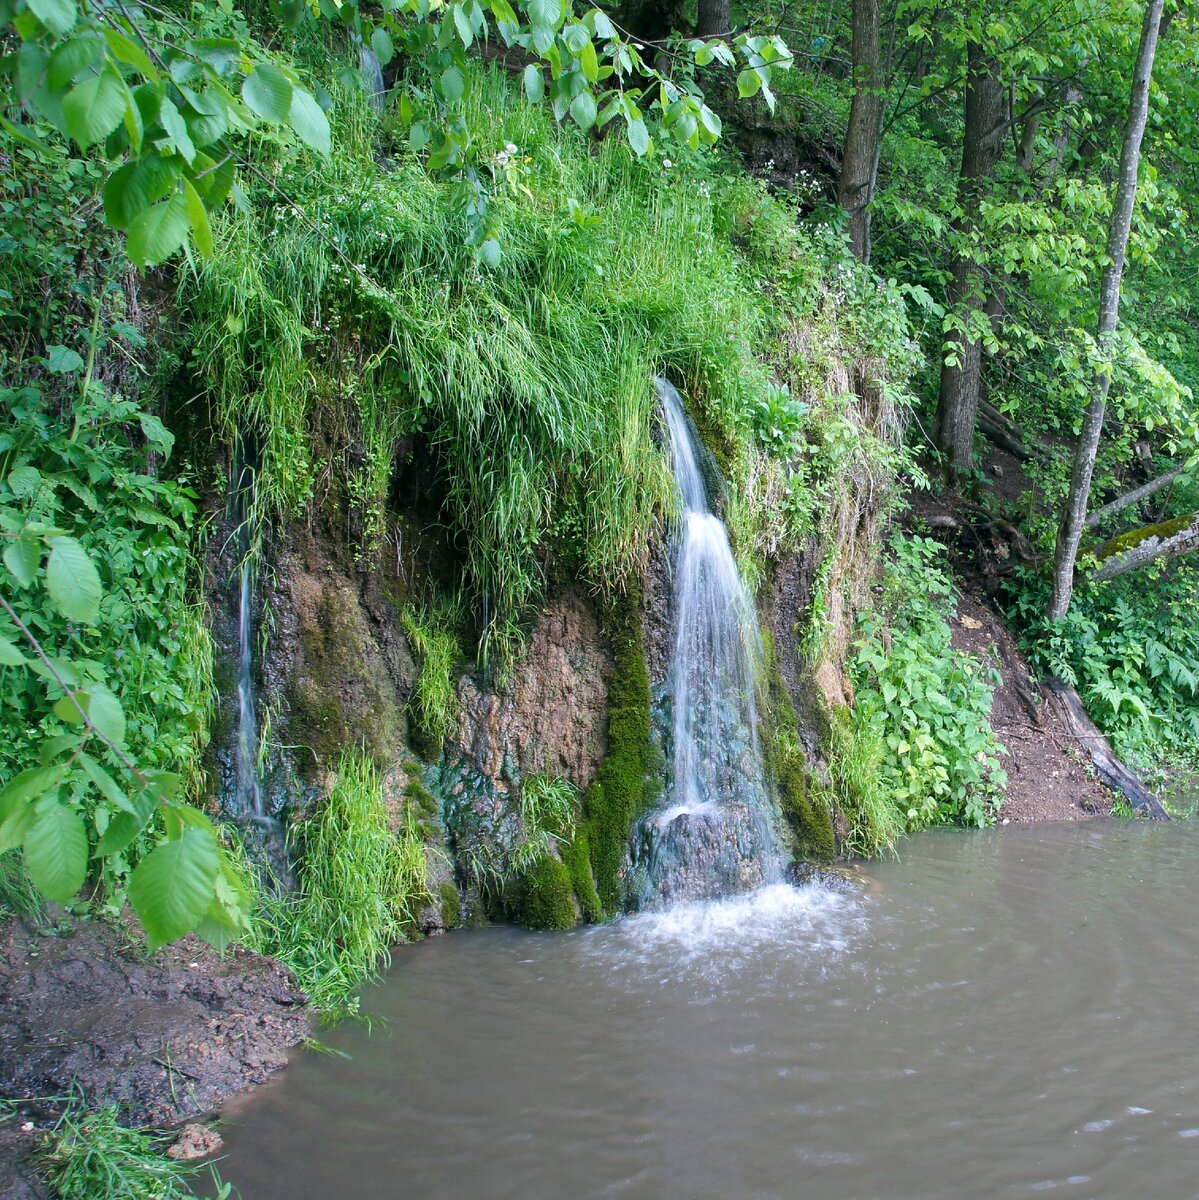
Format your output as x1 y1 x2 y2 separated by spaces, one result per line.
1085 464 1187 528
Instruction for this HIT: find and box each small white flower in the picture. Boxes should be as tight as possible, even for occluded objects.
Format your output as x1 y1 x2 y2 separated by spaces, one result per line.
663 158 673 168
505 142 518 154
495 150 510 167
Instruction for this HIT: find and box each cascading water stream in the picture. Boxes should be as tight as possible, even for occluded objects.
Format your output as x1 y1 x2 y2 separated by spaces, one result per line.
631 379 783 906
231 450 264 822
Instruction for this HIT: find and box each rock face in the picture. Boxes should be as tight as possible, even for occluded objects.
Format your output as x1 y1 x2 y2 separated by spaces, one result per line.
450 588 612 790
0 917 309 1128
267 533 418 785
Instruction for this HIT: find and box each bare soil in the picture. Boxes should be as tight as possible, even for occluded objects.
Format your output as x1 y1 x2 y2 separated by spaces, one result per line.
0 913 308 1199
948 583 1110 822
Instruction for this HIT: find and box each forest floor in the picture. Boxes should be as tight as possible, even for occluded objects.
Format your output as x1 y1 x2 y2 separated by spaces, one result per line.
0 915 309 1199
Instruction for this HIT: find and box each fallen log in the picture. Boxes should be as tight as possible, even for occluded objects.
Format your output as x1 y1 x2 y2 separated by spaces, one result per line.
1085 463 1186 529
979 414 1031 461
1092 509 1199 581
1043 677 1170 819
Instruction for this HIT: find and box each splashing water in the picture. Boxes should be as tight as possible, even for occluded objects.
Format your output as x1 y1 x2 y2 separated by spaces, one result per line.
631 380 782 906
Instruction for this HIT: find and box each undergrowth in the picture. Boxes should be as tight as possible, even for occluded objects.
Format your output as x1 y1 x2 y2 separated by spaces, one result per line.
248 752 430 1017
1013 559 1199 789
841 533 1007 851
33 1100 227 1200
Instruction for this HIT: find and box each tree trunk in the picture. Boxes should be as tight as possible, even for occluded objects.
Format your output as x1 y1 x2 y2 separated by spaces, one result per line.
1048 0 1166 621
1044 679 1170 819
695 0 729 37
934 41 1007 473
837 0 883 262
1092 510 1199 581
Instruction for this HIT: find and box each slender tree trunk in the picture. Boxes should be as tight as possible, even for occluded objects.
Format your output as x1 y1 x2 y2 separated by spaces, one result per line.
838 0 883 261
696 0 729 37
934 41 1007 473
1048 0 1166 621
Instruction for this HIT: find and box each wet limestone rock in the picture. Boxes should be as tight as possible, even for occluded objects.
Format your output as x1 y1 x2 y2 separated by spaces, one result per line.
268 543 416 777
451 589 612 790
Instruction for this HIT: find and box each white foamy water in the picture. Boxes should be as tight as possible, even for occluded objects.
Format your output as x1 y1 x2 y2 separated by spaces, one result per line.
584 883 868 989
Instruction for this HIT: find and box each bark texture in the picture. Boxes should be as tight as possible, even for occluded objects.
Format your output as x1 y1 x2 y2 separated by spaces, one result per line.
1049 0 1166 620
696 0 729 37
934 41 1008 472
1093 510 1199 581
837 0 883 261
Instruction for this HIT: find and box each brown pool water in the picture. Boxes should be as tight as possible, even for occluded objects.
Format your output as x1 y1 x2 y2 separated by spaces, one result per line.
210 822 1199 1200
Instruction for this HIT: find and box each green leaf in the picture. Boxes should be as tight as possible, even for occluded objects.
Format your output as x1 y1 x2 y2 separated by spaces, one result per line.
182 177 214 257
0 765 65 822
78 752 129 812
4 535 41 588
102 153 181 230
94 788 156 856
7 464 42 497
288 86 331 154
242 64 294 124
83 684 126 747
0 637 27 667
24 797 88 904
63 63 128 150
479 238 501 268
45 344 85 374
103 26 157 77
736 68 762 99
127 188 191 269
52 692 87 725
523 63 545 103
529 0 560 30
440 64 466 103
626 118 650 156
371 27 394 65
48 35 102 91
129 825 221 951
159 96 196 163
45 535 102 624
569 90 597 131
138 410 176 457
27 0 76 36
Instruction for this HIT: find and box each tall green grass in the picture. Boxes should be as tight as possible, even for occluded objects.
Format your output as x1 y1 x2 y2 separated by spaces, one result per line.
182 63 915 664
249 752 429 1016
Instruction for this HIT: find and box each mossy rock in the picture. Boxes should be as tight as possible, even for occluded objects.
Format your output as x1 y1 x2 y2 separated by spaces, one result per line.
581 596 653 917
775 739 836 863
510 855 578 931
438 881 462 930
560 831 603 924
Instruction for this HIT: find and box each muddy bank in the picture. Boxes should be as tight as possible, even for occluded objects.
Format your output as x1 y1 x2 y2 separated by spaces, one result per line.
0 914 308 1197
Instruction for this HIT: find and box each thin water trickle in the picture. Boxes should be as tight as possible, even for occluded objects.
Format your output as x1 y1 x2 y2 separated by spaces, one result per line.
234 554 263 820
632 380 781 905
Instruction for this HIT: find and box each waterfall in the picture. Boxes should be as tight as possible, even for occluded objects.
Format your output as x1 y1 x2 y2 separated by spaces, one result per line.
231 452 264 821
356 38 386 112
631 379 782 906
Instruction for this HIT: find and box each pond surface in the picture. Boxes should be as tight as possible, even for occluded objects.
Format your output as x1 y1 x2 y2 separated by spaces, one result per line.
213 822 1199 1200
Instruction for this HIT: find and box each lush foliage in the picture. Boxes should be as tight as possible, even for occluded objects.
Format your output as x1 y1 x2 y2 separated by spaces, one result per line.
249 751 430 1015
852 535 1007 835
1 0 791 267
1013 561 1199 788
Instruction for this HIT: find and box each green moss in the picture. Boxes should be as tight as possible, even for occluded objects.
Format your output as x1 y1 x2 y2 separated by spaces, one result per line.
438 880 462 930
510 854 577 930
760 629 836 864
560 831 603 924
581 597 653 917
1097 510 1198 560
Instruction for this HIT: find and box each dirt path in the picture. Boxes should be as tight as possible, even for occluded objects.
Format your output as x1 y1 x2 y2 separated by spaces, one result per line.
0 914 309 1198
948 583 1110 822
